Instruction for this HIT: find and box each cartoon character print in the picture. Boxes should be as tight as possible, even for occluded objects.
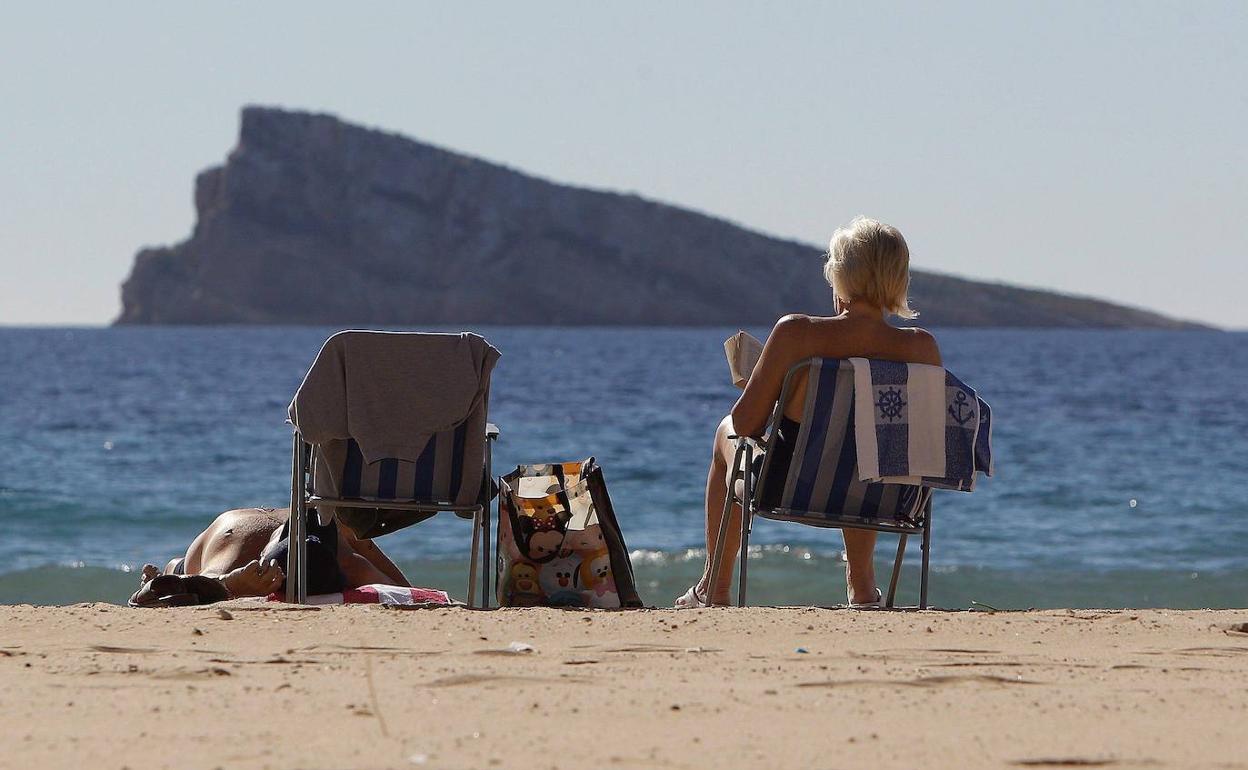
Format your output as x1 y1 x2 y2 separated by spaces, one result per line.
514 495 570 563
505 563 544 607
560 522 605 557
539 555 585 607
539 555 581 594
578 549 616 600
524 529 563 562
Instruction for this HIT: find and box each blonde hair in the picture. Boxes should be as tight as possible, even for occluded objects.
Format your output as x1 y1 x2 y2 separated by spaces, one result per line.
823 216 917 319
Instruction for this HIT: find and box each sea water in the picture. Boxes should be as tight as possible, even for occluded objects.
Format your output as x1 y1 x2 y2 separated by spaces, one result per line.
1 326 1245 609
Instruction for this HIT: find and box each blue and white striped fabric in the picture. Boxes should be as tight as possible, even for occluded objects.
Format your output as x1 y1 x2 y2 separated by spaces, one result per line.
339 422 471 503
308 419 479 532
849 358 993 492
770 359 928 527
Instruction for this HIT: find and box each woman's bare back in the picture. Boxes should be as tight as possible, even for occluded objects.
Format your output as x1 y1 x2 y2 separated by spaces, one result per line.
780 313 941 420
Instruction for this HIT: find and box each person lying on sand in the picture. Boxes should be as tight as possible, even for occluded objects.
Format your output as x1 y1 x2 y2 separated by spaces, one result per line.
676 216 942 610
131 507 411 606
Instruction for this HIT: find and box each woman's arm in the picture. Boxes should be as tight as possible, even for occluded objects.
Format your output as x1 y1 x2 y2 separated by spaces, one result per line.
729 315 808 437
338 526 412 587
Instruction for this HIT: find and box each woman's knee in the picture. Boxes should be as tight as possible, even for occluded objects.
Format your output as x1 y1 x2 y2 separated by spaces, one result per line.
712 416 735 465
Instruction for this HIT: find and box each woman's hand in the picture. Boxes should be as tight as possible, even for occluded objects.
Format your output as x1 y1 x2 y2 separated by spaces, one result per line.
218 559 286 597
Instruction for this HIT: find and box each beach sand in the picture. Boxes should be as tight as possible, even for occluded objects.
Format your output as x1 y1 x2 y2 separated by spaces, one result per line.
2 604 1246 770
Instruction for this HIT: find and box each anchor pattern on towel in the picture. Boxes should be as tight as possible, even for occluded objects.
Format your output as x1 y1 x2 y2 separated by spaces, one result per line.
875 386 907 422
948 390 975 425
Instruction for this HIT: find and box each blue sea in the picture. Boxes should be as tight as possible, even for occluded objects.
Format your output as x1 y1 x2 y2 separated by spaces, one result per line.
1 327 1245 609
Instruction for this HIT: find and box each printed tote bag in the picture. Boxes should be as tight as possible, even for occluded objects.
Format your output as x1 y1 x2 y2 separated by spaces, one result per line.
497 459 641 608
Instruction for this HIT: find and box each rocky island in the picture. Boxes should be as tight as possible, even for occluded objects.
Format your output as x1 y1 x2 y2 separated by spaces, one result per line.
117 107 1202 328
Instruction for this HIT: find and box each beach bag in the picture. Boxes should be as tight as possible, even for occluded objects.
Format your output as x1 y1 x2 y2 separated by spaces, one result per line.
497 459 642 608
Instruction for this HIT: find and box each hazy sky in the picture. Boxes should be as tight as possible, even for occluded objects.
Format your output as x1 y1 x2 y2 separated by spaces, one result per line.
2 2 1245 327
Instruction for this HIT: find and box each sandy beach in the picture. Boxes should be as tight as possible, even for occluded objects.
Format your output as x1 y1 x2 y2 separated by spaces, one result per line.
2 604 1246 770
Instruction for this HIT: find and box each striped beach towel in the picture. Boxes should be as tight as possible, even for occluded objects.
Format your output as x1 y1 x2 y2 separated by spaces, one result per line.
849 358 993 491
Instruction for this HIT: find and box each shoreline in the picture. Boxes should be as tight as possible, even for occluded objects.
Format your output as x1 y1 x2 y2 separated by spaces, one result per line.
5 559 1248 610
3 604 1246 769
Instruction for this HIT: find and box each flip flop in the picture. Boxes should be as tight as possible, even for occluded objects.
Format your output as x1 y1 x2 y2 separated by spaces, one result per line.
180 575 230 604
143 592 199 608
128 574 230 608
129 575 185 607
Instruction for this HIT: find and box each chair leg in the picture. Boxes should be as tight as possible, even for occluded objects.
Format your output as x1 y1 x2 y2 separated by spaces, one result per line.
886 534 907 609
481 502 492 609
287 433 308 604
708 443 745 605
483 440 494 609
919 499 933 610
738 505 751 608
738 444 753 608
467 507 481 609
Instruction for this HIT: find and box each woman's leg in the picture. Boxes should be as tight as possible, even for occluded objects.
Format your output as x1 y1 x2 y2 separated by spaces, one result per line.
842 529 878 603
696 416 740 605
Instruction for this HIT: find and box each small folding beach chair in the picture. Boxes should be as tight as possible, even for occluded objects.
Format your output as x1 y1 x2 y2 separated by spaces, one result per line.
709 358 936 609
286 331 501 607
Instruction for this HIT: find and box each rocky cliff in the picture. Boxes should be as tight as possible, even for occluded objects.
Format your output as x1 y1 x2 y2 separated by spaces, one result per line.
117 107 1203 328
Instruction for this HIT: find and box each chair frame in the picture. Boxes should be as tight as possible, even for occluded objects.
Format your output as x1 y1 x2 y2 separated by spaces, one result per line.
285 424 498 607
708 358 934 610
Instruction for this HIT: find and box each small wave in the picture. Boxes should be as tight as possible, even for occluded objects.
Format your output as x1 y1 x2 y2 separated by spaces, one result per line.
629 544 845 566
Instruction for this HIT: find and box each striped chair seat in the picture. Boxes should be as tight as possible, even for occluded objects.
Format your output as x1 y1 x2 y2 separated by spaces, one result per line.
339 425 471 504
757 359 928 530
311 422 479 538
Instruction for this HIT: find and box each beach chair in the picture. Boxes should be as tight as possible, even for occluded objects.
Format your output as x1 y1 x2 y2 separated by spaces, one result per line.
286 331 500 607
708 358 935 609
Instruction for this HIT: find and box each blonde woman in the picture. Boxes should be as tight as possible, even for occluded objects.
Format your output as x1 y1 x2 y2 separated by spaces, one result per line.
676 216 942 609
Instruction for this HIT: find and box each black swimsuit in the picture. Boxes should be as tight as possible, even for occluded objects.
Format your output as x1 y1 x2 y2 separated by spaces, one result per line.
260 509 347 595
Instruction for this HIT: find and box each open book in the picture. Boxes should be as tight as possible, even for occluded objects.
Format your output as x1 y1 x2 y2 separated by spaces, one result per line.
723 330 763 388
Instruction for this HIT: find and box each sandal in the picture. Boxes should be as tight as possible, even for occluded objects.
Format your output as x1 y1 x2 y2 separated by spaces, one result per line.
674 584 709 609
848 586 883 610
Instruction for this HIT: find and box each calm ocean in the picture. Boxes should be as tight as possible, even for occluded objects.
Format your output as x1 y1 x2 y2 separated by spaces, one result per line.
1 326 1245 609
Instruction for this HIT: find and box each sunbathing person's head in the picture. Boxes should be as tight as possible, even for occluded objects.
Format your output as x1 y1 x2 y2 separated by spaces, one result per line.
823 216 917 319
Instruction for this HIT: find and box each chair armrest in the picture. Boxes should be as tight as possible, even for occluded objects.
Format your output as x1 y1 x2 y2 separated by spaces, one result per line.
485 423 500 440
727 434 763 452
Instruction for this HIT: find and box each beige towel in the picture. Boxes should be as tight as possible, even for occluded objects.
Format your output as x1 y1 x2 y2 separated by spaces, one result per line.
289 330 500 464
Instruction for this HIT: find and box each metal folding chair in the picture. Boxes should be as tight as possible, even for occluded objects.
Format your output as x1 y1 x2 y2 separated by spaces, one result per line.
709 358 934 609
285 331 500 607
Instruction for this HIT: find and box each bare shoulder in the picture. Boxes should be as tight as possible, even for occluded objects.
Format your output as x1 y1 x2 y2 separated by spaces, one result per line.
770 313 813 347
899 326 942 366
775 312 813 331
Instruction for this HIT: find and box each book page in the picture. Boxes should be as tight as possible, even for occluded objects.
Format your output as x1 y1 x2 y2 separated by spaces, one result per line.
724 330 764 388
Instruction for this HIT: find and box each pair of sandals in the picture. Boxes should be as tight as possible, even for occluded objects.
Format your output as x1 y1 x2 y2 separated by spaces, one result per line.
128 574 231 608
674 583 883 610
